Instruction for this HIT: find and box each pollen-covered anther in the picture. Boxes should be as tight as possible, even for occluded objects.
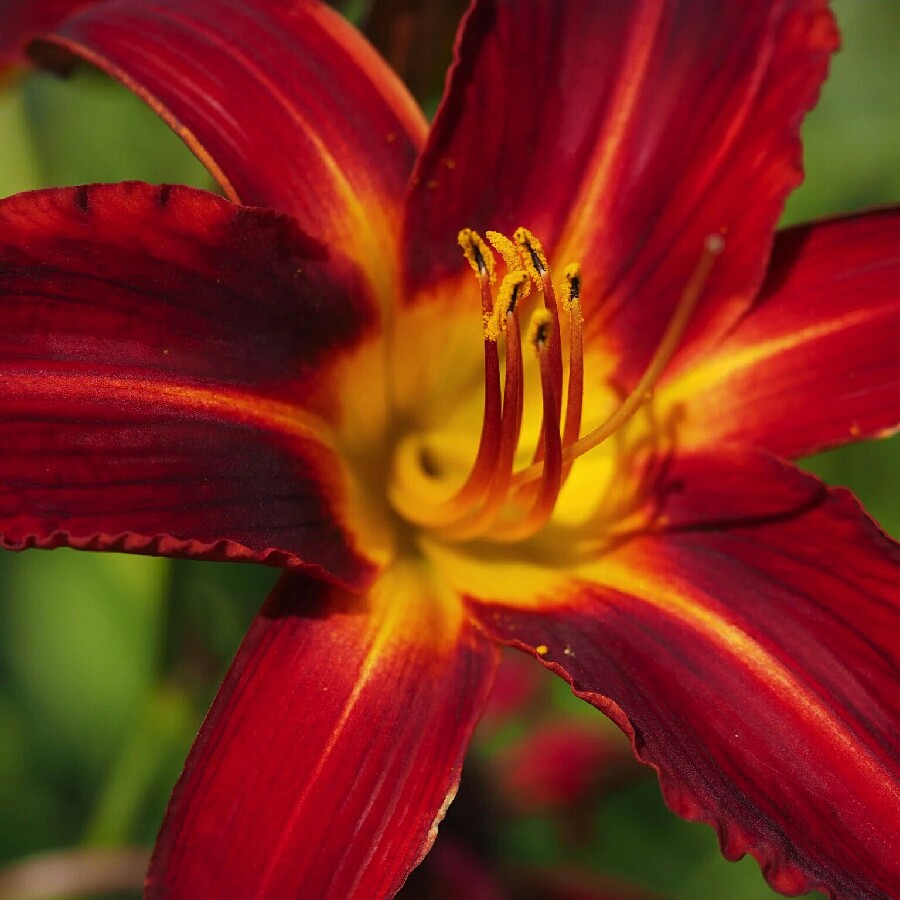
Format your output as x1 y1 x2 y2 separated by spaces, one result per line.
528 308 555 354
484 270 526 342
560 263 582 314
514 227 549 285
501 269 528 311
486 230 532 300
458 227 496 283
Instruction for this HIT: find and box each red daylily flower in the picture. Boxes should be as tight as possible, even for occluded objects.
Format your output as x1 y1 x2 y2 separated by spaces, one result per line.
2 1 899 898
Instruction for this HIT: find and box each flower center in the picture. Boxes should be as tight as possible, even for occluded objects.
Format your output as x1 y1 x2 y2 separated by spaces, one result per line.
390 227 723 544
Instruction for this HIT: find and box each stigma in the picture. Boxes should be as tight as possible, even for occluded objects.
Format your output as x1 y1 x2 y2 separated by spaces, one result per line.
391 227 724 543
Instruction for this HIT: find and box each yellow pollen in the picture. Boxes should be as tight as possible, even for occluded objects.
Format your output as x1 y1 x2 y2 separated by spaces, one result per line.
527 308 554 353
484 271 528 341
560 263 582 314
535 645 549 656
483 307 502 342
482 309 502 342
500 270 529 310
514 227 549 286
458 228 496 282
486 230 532 299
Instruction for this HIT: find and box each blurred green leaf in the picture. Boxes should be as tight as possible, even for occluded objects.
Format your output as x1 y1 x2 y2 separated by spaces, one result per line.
84 686 198 847
0 552 167 784
0 85 42 196
21 67 215 190
784 0 900 225
592 779 822 900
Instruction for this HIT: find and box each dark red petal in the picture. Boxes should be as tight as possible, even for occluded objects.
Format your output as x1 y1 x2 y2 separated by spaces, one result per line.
468 450 900 899
404 0 837 383
0 182 377 588
148 571 498 899
31 0 426 284
666 209 900 458
0 0 88 68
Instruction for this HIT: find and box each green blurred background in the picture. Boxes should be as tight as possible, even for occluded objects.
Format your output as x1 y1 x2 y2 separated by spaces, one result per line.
0 1 897 898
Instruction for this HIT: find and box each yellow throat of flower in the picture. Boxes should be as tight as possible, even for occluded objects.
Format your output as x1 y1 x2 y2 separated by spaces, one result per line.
389 226 724 547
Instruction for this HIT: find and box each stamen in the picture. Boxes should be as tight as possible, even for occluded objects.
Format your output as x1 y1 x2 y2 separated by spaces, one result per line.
390 230 502 527
560 263 584 452
515 228 564 470
438 304 525 541
395 228 721 546
512 233 725 487
490 310 563 542
509 263 583 508
515 228 563 407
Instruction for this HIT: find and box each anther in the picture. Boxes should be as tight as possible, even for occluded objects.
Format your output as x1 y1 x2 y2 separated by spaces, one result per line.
500 270 529 316
528 309 554 352
458 228 496 283
487 230 531 299
514 227 549 281
486 270 528 341
560 263 581 313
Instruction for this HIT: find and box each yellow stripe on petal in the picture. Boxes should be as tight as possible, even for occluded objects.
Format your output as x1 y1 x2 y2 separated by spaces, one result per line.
557 0 665 262
595 550 900 807
5 370 335 447
661 305 897 449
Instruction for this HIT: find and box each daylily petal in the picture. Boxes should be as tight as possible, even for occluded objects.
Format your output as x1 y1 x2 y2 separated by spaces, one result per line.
0 0 88 69
30 0 427 302
0 181 378 587
404 0 837 384
148 567 497 899
468 449 900 899
664 209 900 458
